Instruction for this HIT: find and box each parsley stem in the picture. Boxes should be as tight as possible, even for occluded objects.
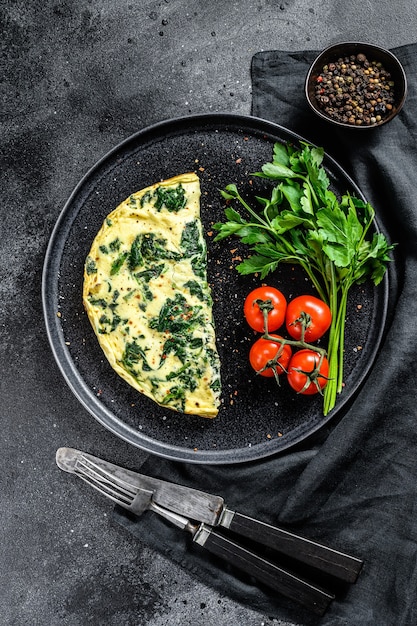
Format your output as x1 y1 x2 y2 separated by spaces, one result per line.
323 280 351 414
323 266 339 414
235 192 270 228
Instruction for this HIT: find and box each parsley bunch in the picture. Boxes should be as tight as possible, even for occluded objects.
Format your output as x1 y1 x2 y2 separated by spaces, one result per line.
214 142 394 414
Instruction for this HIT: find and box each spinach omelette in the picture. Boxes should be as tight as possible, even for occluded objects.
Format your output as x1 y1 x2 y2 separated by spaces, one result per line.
83 173 221 418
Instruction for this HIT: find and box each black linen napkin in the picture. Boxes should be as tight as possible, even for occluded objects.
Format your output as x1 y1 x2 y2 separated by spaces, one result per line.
114 45 417 625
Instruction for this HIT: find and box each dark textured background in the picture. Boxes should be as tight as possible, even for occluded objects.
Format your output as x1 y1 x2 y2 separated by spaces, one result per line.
2 2 416 625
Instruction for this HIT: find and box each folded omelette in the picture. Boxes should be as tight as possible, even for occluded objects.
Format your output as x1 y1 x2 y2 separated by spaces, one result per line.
83 173 221 418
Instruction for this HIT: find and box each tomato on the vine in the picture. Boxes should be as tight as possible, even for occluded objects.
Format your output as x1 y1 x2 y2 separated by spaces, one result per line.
249 335 292 378
244 286 287 333
285 295 332 342
287 349 329 395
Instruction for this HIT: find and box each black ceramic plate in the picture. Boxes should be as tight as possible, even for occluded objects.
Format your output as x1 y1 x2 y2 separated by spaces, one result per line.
42 113 388 464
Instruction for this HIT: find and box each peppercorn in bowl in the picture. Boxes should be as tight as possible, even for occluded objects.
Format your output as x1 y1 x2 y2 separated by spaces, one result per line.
305 42 407 128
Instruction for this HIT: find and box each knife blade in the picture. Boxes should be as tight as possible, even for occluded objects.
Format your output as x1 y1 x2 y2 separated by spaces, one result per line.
57 447 362 583
57 446 225 523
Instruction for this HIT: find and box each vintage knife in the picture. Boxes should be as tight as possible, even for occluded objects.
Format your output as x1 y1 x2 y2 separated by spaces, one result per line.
57 447 338 615
57 447 362 583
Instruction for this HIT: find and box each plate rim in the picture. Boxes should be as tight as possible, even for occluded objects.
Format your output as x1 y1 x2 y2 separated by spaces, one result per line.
42 112 390 464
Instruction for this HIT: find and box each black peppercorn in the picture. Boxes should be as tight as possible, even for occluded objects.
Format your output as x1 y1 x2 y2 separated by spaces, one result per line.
313 52 396 126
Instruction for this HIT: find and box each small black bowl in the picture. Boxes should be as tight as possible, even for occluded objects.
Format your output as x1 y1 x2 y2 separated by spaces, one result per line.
305 42 407 129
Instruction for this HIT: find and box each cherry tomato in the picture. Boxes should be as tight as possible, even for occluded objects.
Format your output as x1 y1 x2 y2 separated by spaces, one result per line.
249 335 292 378
285 295 332 342
244 286 287 333
287 349 329 395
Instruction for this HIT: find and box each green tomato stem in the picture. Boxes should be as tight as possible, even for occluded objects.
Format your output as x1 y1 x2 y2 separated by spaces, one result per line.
263 332 328 360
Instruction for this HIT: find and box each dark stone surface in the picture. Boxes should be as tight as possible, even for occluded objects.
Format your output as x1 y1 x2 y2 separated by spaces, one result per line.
1 2 415 624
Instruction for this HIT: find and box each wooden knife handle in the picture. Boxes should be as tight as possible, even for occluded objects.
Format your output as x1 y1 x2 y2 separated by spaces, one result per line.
193 524 334 615
226 511 363 583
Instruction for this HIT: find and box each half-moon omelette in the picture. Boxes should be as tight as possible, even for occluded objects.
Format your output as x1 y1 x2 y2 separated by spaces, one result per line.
83 173 221 418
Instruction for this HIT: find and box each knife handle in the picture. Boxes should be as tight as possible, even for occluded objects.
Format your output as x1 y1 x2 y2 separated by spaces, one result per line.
223 511 362 584
193 524 334 615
